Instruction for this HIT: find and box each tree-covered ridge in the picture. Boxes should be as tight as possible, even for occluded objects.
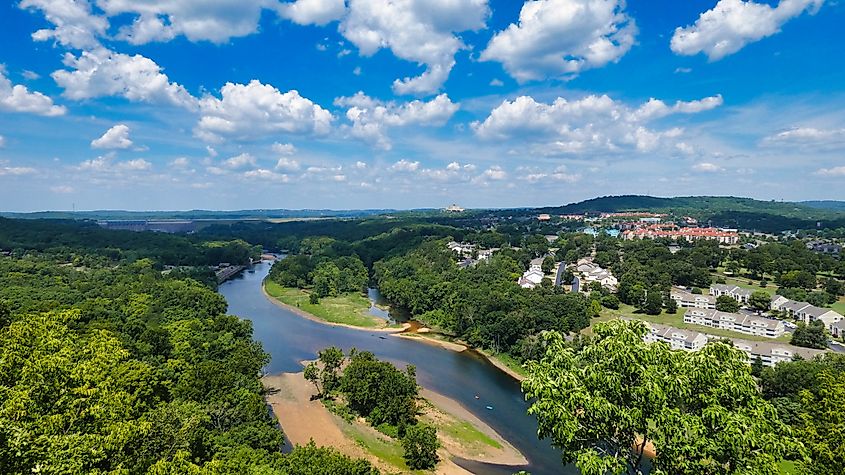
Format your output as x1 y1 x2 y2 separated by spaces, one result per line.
533 195 845 232
0 217 261 266
0 253 376 474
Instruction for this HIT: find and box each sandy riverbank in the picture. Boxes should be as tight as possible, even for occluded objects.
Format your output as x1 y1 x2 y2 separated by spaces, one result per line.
263 372 527 474
262 282 410 333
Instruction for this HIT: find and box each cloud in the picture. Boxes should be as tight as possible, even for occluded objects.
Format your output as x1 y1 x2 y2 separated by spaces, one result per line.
692 162 723 172
196 80 332 142
243 168 291 182
170 157 190 169
480 0 636 83
482 165 506 180
472 93 719 154
520 165 580 183
50 185 75 193
96 0 276 44
671 0 824 61
222 152 257 169
391 159 420 172
339 0 490 94
78 154 152 172
275 157 301 171
277 0 346 25
53 48 196 108
22 70 41 80
0 164 37 176
489 78 504 86
272 142 297 155
335 92 458 149
20 0 109 49
354 161 367 169
91 124 133 149
0 66 66 116
762 126 845 147
814 166 845 177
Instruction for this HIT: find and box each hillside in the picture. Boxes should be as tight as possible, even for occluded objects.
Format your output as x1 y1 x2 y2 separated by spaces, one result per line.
536 195 845 233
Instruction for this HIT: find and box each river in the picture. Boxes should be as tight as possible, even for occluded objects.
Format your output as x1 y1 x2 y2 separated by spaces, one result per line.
220 261 572 475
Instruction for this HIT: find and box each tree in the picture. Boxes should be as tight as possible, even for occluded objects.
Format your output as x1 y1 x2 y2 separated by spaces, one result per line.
601 294 620 310
0 300 10 328
791 321 828 349
304 362 322 397
715 295 741 312
401 424 439 470
522 321 800 475
749 290 772 312
642 288 663 315
665 297 678 314
751 356 764 378
312 262 341 297
542 256 555 274
798 370 845 475
318 346 344 393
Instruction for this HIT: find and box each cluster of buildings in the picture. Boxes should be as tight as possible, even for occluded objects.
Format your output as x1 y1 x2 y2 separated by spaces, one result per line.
447 241 496 268
570 258 618 292
671 283 845 339
771 296 844 335
806 240 841 255
621 224 739 244
642 322 825 367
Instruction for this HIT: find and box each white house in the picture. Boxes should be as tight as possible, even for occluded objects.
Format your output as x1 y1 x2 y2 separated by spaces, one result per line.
732 340 826 367
684 308 785 338
670 287 716 309
831 320 845 339
776 297 844 332
573 258 618 292
643 323 708 351
518 269 545 289
709 284 754 305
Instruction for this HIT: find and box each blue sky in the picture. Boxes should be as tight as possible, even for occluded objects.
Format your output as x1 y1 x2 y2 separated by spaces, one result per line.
0 0 844 211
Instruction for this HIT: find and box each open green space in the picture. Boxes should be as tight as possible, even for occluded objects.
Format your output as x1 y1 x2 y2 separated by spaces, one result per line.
596 304 792 343
264 280 388 328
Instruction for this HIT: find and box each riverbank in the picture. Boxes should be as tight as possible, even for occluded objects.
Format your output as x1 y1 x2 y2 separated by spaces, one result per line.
263 280 408 332
263 372 527 474
261 280 527 382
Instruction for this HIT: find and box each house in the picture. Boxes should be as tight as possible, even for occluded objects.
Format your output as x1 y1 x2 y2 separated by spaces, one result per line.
684 308 785 338
529 257 545 272
445 204 465 213
777 297 845 331
709 284 753 305
770 295 791 311
670 287 716 309
831 320 845 339
643 323 708 351
518 269 545 289
572 258 618 292
732 340 826 367
639 322 825 366
537 214 551 221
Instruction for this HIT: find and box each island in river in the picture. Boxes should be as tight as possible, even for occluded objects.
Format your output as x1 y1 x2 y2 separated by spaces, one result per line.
263 371 527 474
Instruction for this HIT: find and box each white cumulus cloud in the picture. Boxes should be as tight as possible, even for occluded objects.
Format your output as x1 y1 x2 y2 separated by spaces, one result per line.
670 0 824 61
480 0 636 83
692 162 724 173
91 124 133 149
0 66 66 116
20 0 109 49
335 92 458 149
763 126 845 146
339 0 490 94
391 159 420 172
277 0 346 25
813 166 845 177
473 93 721 155
222 153 257 169
52 48 196 108
197 80 332 142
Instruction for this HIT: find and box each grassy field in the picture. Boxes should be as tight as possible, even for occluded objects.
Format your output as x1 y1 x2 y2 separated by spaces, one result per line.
831 297 845 315
264 280 388 328
596 303 792 343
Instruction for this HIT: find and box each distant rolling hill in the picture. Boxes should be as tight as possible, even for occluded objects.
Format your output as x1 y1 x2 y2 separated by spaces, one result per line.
801 200 845 211
534 195 845 233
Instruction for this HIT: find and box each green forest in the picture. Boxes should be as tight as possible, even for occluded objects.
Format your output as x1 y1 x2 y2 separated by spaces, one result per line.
0 231 376 473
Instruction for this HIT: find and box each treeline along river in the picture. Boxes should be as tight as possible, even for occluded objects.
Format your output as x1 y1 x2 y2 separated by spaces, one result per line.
220 261 571 475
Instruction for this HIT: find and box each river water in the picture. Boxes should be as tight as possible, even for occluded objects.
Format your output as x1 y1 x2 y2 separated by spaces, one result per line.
220 261 572 475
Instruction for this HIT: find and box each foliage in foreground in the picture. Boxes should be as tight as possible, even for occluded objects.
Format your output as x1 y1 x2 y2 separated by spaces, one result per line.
0 252 374 474
522 320 801 475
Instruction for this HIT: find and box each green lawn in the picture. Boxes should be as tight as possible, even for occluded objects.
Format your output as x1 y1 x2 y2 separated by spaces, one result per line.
335 415 411 472
831 297 845 316
713 273 778 296
264 280 388 328
596 303 792 343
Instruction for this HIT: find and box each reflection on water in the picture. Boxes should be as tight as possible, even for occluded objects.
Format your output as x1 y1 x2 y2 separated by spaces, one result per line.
221 261 573 475
366 287 410 323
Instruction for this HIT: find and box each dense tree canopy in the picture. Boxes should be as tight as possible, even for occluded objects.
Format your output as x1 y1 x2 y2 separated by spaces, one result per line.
523 321 800 475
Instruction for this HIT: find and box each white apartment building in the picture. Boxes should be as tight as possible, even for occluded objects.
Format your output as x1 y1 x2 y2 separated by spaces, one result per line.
684 308 785 338
670 287 716 309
